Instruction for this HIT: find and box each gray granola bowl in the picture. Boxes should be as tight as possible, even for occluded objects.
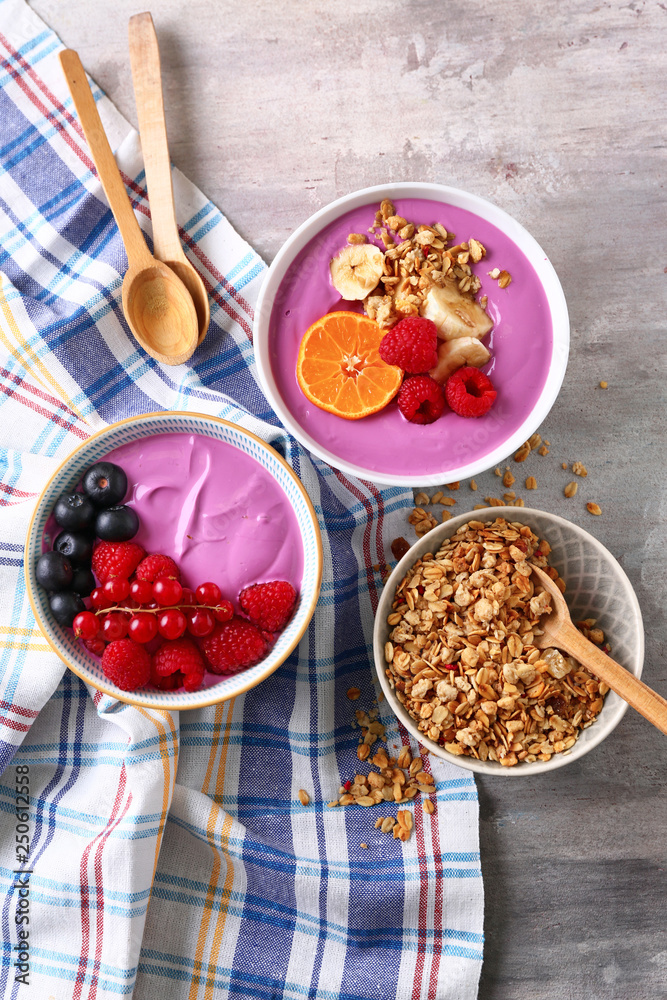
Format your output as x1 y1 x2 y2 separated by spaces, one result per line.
373 506 645 776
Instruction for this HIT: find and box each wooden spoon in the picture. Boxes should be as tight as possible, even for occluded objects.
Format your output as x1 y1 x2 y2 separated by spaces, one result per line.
59 49 198 366
531 563 667 735
128 13 210 344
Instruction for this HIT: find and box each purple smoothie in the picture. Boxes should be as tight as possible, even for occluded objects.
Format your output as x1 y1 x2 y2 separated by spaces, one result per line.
101 433 304 603
269 197 553 478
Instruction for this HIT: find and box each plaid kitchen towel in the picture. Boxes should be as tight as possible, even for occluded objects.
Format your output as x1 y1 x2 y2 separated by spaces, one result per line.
0 1 484 998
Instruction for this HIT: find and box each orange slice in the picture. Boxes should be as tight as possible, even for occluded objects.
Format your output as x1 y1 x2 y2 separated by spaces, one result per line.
296 312 403 420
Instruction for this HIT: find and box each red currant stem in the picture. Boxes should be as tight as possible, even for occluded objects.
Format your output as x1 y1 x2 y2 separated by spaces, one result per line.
92 604 225 616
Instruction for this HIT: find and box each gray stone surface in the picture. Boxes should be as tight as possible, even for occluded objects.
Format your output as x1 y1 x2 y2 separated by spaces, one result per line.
32 0 667 996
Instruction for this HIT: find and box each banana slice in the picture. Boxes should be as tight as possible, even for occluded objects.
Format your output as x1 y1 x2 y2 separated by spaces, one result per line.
429 336 491 385
421 281 493 341
330 244 384 300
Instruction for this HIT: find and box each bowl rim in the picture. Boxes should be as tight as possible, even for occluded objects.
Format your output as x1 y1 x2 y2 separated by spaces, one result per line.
24 411 323 710
253 180 570 487
373 505 645 776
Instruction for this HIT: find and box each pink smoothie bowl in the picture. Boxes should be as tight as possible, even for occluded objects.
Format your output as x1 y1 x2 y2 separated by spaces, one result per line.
24 412 323 710
253 182 570 488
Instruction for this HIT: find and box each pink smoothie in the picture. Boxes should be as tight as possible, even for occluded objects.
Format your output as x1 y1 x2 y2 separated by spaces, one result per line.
269 197 553 478
102 432 304 602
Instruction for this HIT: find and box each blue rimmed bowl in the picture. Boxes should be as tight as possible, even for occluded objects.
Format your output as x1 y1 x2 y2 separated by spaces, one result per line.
25 412 323 710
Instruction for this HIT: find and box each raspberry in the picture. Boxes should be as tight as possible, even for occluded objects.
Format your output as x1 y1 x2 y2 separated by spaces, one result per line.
149 661 184 691
135 554 180 583
239 581 297 632
397 375 445 424
152 638 205 693
201 618 268 675
102 638 150 691
445 366 497 418
378 317 438 374
92 541 145 584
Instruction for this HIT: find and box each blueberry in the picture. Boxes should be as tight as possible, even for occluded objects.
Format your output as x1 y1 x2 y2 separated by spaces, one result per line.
71 567 96 597
82 462 127 508
54 531 94 567
36 551 73 591
53 492 96 531
49 591 85 628
95 505 139 542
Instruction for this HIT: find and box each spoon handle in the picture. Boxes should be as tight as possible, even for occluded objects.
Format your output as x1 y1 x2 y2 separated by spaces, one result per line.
59 50 153 271
128 13 183 265
558 623 667 736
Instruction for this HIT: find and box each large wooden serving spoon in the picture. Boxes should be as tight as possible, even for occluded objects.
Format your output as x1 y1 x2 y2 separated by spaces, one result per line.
531 563 667 735
60 49 199 366
128 12 210 344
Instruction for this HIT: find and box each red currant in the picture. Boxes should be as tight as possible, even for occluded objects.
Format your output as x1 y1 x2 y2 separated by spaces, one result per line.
102 612 128 641
158 609 187 640
153 578 183 607
84 636 106 657
213 600 234 622
180 587 196 606
130 579 154 605
103 577 130 603
128 612 158 643
73 611 100 640
186 608 215 637
90 587 106 610
196 582 222 605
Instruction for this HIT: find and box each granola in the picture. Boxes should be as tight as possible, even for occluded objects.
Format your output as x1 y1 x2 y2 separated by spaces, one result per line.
383 517 608 767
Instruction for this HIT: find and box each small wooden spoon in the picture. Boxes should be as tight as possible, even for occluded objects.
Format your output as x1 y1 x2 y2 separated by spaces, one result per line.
60 49 198 366
531 564 667 736
128 13 210 344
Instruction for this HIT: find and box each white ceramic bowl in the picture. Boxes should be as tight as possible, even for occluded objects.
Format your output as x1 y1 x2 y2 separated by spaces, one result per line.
254 182 569 487
373 507 644 775
25 412 323 710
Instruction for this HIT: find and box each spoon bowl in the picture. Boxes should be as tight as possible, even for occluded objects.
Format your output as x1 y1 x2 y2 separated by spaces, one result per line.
122 262 199 364
531 563 667 736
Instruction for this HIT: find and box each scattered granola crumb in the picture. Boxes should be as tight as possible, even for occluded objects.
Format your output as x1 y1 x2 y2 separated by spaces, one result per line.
327 800 339 808
525 476 537 490
599 381 608 389
538 445 549 457
415 492 431 506
484 497 505 507
562 462 568 470
528 433 542 450
494 468 502 477
391 537 411 561
587 502 602 515
298 789 310 806
573 462 588 477
446 482 460 490
347 687 361 701
514 497 525 507
431 491 444 504
473 504 489 510
564 482 578 498
441 497 456 506
360 843 368 849
423 799 435 815
503 491 516 502
502 469 515 488
514 442 531 462
497 270 512 288
347 233 367 244
409 507 439 538
488 267 501 280
470 480 478 491
441 510 452 522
